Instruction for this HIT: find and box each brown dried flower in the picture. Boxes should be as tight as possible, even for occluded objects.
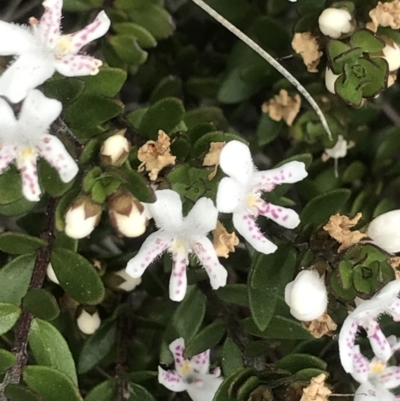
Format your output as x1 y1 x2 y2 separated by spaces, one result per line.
388 257 400 279
292 32 323 73
323 213 367 252
369 0 400 31
300 374 332 401
212 221 239 258
303 313 337 339
203 142 226 180
138 130 176 181
261 89 301 126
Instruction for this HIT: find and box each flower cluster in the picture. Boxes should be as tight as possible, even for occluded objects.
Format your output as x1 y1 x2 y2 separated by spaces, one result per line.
0 0 110 200
339 280 400 400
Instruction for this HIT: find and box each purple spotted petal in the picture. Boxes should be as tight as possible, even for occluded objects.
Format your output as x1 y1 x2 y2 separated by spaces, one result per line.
169 248 189 302
380 366 400 389
16 150 41 202
169 338 190 376
232 211 277 255
0 145 17 172
363 319 392 363
190 349 210 375
339 316 358 373
351 345 369 383
54 54 103 77
255 198 300 229
39 0 62 47
158 366 186 392
388 298 400 322
125 231 173 279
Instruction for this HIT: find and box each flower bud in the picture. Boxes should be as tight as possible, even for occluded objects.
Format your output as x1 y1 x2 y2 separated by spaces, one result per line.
115 269 142 291
325 67 339 94
76 309 101 335
46 263 59 284
367 210 400 253
382 41 400 72
285 270 328 321
65 197 102 239
318 7 354 39
325 135 348 159
108 192 149 238
100 131 131 166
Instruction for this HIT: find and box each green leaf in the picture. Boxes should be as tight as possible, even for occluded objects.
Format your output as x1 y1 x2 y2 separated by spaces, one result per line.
42 78 85 106
78 321 117 374
109 35 148 65
275 353 327 373
0 254 35 305
0 349 16 373
0 167 23 205
222 337 243 377
4 384 43 401
0 197 36 217
129 383 155 401
139 97 185 140
327 40 351 74
185 107 228 131
114 23 157 48
0 232 46 255
300 189 351 227
51 248 105 305
217 284 249 307
185 319 226 358
79 67 127 97
115 167 155 203
150 76 183 104
0 303 21 335
294 368 328 381
161 286 206 363
335 70 363 107
213 368 255 401
85 380 116 401
351 29 385 53
29 318 78 385
23 289 60 321
38 158 75 198
23 366 83 401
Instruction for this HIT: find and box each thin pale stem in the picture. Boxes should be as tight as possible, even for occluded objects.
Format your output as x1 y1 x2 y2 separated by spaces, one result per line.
190 0 332 140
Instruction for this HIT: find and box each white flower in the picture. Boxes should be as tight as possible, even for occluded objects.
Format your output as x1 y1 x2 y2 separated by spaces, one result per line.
318 7 353 39
339 279 400 375
125 189 228 302
65 197 102 239
325 135 348 159
76 309 101 335
284 270 328 321
216 140 307 255
325 67 339 94
115 269 142 292
46 263 59 284
367 210 400 254
0 0 110 103
0 89 78 201
158 338 223 401
101 133 131 166
382 42 400 72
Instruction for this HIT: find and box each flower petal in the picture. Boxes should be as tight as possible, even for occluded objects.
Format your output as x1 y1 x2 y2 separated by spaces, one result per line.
0 22 34 55
169 247 189 302
256 199 300 229
351 345 369 383
184 197 218 235
0 53 55 103
354 383 382 401
219 140 254 185
216 177 245 213
149 190 183 232
381 366 400 389
232 212 277 254
0 145 17 172
125 231 173 278
388 297 400 322
16 149 41 202
19 90 62 134
169 338 191 376
186 375 223 401
0 98 17 133
190 350 210 375
338 316 358 373
63 11 111 53
54 55 102 77
38 0 62 47
158 366 186 392
36 134 78 183
191 236 227 290
363 319 392 363
251 161 308 191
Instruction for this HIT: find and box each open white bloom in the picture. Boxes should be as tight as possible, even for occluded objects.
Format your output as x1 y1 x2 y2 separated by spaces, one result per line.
0 0 110 103
382 42 400 72
351 340 400 401
0 89 78 201
158 338 223 401
76 309 101 335
318 8 353 39
216 140 307 254
126 190 228 302
367 210 400 254
339 280 400 374
285 270 328 321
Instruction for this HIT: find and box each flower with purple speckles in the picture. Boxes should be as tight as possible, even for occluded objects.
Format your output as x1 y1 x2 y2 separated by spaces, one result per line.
339 280 400 376
0 0 110 103
158 338 223 401
125 189 228 302
216 140 307 254
350 339 400 401
0 89 78 201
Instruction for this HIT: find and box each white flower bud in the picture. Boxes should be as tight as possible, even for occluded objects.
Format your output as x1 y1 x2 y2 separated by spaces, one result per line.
100 131 131 166
318 8 353 39
367 210 400 253
325 135 348 159
285 270 328 321
115 269 142 291
325 67 339 94
382 42 400 72
46 263 59 285
108 192 149 238
76 309 101 335
65 197 102 239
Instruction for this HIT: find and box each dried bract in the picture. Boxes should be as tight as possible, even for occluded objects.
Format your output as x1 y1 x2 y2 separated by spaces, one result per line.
212 221 239 258
262 89 301 126
300 374 331 401
369 0 400 31
292 32 322 73
203 142 225 180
